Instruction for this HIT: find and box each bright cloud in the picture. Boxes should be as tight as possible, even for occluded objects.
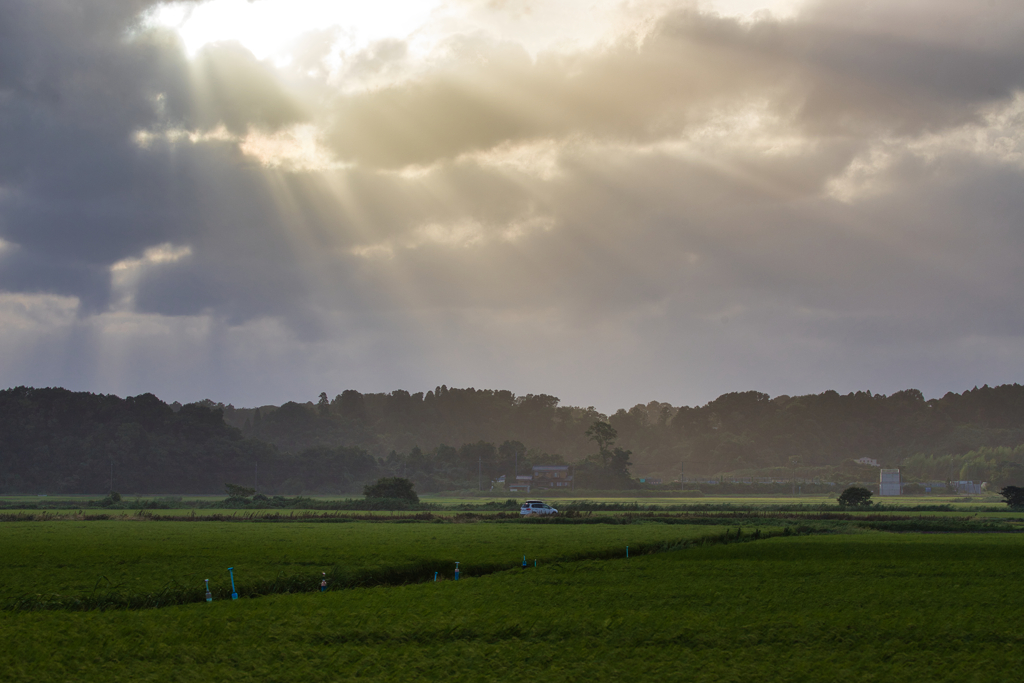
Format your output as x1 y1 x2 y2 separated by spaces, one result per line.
1 0 1023 411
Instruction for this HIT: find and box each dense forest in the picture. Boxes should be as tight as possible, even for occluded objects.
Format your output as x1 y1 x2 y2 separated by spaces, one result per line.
216 385 1024 486
2 384 1024 495
0 388 372 496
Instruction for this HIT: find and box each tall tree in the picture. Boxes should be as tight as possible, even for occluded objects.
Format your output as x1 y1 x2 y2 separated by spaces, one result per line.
586 421 617 468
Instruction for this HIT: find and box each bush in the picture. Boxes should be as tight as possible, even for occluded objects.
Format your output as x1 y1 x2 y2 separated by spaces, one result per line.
838 487 873 507
363 477 419 503
100 491 121 507
225 483 255 498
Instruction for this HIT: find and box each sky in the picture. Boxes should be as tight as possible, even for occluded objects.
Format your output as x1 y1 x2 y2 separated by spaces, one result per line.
1 0 1023 413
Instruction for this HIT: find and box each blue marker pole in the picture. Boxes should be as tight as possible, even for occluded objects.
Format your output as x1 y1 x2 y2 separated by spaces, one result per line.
534 559 537 567
626 546 629 559
454 562 460 581
320 572 327 592
228 567 238 600
205 578 212 602
522 555 527 568
434 572 438 582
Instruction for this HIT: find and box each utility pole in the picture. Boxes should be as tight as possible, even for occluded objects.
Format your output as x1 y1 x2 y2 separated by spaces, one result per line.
254 461 258 494
681 460 684 492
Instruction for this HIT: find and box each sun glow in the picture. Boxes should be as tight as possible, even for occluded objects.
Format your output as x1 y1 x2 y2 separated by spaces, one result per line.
145 0 442 62
145 1 808 68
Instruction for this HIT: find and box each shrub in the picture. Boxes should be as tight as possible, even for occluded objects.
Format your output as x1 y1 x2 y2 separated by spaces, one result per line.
363 477 419 503
100 491 122 507
838 487 873 507
225 483 255 498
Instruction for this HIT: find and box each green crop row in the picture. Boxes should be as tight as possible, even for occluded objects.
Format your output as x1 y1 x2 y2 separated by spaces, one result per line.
2 533 1021 682
0 520 742 608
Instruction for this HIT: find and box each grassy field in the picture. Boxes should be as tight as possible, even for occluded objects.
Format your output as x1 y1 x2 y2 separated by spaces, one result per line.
1 530 1021 682
0 520 729 606
2 492 1009 507
420 493 1010 508
1 492 1012 514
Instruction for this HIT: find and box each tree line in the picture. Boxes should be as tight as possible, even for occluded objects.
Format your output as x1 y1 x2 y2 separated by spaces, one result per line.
218 384 1024 486
2 383 1024 495
0 386 628 495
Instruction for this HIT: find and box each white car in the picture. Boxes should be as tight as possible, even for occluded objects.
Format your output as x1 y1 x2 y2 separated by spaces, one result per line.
520 500 558 515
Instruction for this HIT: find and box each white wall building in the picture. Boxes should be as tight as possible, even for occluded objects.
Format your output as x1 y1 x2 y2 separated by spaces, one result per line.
879 469 902 496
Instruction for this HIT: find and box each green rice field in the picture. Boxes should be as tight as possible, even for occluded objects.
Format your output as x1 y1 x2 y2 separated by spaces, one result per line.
2 510 1022 681
0 520 726 606
2 529 1022 682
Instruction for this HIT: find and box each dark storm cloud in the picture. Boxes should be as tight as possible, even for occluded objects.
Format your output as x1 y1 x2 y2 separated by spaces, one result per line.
0 0 307 317
0 241 109 312
785 0 1024 134
0 0 180 309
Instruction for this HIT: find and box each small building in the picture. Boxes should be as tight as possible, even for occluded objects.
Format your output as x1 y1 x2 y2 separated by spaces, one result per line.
532 465 573 489
855 457 881 467
951 480 983 495
879 468 902 496
509 474 533 493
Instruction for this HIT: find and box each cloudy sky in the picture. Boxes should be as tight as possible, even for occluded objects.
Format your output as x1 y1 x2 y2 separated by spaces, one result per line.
1 0 1023 412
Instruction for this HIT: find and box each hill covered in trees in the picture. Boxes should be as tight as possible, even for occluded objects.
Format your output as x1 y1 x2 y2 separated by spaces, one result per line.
217 384 1024 489
0 387 372 496
2 384 1024 495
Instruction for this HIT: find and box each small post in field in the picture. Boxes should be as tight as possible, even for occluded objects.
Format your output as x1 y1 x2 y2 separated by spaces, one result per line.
320 572 327 592
228 567 238 600
205 579 212 602
454 562 460 581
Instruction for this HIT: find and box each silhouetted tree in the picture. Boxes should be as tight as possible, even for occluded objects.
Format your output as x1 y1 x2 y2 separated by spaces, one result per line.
363 477 419 503
586 421 617 468
999 485 1024 508
838 487 873 507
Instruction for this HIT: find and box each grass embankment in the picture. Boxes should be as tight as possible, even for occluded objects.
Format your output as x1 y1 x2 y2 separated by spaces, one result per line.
2 533 1021 682
1 494 1015 518
2 491 1010 507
